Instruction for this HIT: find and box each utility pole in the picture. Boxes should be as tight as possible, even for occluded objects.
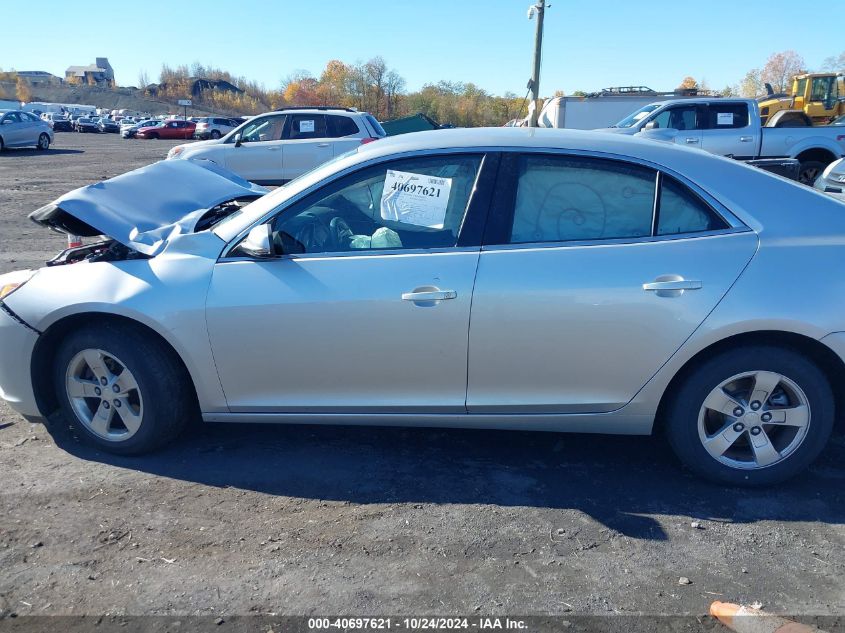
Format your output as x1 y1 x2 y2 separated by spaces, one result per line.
527 0 546 127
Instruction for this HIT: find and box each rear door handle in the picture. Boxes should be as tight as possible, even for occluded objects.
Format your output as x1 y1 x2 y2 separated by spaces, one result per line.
643 277 702 298
740 136 754 142
643 280 702 291
402 289 457 302
685 137 699 144
317 143 330 148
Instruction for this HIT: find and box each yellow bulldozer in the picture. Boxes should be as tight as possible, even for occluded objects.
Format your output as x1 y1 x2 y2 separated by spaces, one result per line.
759 72 844 126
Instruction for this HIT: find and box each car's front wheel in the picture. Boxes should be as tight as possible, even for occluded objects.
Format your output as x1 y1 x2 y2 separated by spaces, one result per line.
54 323 194 454
210 130 221 139
36 133 50 150
665 346 834 486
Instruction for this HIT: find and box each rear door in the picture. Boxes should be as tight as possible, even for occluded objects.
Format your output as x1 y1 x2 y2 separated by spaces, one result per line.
281 114 334 181
700 102 758 158
223 114 286 183
466 152 757 414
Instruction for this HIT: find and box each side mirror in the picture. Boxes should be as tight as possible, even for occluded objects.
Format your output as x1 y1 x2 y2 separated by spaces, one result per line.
643 120 658 130
233 132 242 148
238 224 275 258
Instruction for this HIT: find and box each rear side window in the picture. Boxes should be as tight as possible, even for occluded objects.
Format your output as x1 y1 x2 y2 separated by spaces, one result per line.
507 155 656 244
287 114 327 139
657 176 728 235
705 103 749 129
326 115 360 137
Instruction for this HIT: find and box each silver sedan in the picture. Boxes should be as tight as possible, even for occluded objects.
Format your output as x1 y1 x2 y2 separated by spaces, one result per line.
0 109 54 150
1 128 843 486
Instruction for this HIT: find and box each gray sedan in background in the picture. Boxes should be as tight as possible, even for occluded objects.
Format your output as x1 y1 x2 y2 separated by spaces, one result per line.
0 109 53 150
1 128 844 486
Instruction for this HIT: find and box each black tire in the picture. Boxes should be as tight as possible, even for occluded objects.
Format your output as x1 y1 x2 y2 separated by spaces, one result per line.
665 346 834 486
53 323 195 455
36 133 50 150
210 130 221 139
0 136 4 151
148 132 158 139
798 160 827 186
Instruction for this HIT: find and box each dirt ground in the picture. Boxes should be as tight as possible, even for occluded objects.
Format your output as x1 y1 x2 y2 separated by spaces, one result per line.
0 134 843 627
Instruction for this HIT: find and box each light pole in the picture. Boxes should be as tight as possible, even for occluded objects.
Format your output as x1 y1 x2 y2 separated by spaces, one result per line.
527 0 547 127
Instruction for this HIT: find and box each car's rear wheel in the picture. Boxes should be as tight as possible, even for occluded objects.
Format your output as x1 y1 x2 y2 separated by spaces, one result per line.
210 130 221 139
665 346 834 486
54 323 194 454
0 136 4 151
36 133 50 150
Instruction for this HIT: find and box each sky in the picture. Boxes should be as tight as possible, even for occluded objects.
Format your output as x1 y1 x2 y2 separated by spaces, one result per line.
0 0 839 97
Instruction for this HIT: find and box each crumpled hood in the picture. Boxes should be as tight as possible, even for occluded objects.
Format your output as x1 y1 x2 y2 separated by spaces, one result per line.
29 159 267 256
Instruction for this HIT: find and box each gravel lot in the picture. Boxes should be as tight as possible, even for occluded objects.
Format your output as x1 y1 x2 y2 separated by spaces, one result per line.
0 134 843 626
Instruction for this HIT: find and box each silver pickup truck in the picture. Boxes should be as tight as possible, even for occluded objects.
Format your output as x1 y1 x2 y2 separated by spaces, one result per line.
604 98 845 184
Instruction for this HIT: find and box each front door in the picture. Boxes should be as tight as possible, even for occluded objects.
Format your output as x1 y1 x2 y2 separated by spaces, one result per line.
641 104 704 149
224 114 286 183
467 153 757 413
206 152 492 412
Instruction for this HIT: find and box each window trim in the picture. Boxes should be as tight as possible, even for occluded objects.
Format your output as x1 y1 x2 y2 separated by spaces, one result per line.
220 150 499 261
481 149 745 250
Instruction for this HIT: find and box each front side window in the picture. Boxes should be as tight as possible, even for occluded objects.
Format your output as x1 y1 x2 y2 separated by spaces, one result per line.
2 113 21 124
237 114 286 143
266 154 483 255
508 155 656 244
650 106 700 130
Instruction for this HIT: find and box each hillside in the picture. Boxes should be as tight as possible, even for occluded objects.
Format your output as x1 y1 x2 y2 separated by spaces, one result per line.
0 81 237 117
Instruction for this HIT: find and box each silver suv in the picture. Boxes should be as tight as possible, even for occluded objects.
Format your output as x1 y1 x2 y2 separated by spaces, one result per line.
167 107 387 185
194 116 241 140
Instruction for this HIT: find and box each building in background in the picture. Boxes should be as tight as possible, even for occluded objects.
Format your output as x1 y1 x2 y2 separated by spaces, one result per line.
65 58 114 86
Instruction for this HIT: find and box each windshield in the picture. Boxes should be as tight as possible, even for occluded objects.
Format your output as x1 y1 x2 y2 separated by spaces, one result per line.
613 104 661 128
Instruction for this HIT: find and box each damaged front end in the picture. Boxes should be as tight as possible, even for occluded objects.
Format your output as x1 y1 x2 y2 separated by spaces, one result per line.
29 159 267 265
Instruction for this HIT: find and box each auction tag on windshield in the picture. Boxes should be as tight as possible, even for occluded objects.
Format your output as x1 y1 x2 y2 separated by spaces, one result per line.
299 119 315 133
380 170 452 228
717 112 734 126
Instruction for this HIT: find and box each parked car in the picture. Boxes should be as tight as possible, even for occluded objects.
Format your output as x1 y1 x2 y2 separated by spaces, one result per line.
194 117 240 140
4 128 845 487
98 119 121 134
121 119 157 138
167 107 386 185
136 119 195 139
75 118 100 133
43 113 73 132
0 109 54 150
813 157 845 199
605 98 845 184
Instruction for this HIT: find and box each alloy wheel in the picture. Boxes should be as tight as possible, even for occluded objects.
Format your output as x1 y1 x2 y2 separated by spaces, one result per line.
697 370 811 470
65 348 144 441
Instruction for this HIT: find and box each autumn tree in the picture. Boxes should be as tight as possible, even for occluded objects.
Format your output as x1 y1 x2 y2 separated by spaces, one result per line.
761 50 805 93
737 69 764 97
15 76 31 102
678 76 698 90
138 69 150 88
822 51 845 73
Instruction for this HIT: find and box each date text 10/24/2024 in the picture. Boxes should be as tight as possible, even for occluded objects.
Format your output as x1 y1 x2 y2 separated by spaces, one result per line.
308 618 529 630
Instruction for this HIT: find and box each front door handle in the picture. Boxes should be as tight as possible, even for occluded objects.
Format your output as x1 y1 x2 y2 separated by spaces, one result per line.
740 136 754 142
643 276 702 298
317 143 330 148
685 137 699 144
402 288 457 303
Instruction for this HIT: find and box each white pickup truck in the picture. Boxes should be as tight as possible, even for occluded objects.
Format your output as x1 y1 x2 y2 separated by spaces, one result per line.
604 98 845 184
